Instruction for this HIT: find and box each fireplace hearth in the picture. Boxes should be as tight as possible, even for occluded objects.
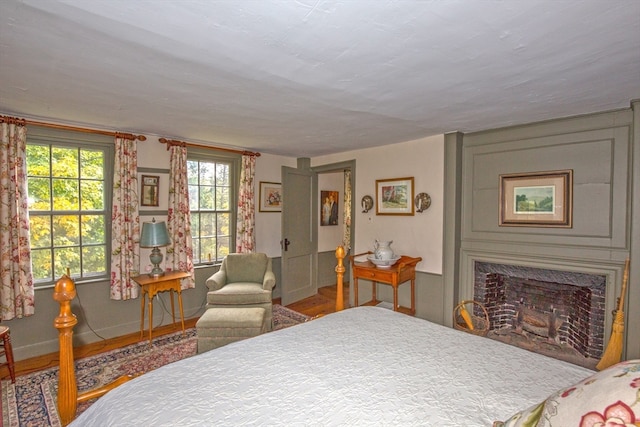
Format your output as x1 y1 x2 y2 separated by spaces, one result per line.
474 262 606 369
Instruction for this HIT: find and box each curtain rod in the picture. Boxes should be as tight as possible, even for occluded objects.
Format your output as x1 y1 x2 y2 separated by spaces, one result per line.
0 115 146 141
159 137 260 157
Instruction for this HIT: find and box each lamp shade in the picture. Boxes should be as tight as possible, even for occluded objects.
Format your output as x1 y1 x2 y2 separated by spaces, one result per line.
140 219 171 248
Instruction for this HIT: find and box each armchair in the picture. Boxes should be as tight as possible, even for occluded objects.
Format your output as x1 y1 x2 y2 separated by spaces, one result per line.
205 253 276 330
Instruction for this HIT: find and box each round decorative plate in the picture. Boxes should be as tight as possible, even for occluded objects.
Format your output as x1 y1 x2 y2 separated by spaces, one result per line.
415 192 431 212
361 195 374 212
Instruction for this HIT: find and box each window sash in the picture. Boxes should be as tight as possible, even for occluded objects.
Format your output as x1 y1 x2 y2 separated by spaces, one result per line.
187 149 239 264
27 126 113 287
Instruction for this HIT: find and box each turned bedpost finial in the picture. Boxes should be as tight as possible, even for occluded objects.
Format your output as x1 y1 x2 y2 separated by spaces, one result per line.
53 274 78 329
53 274 78 426
335 245 346 312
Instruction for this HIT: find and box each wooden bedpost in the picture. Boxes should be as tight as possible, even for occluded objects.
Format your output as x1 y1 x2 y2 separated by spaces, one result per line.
53 275 78 426
335 245 345 312
53 276 141 425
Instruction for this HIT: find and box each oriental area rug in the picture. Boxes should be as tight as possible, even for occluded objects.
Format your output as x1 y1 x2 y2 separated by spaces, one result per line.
1 304 309 427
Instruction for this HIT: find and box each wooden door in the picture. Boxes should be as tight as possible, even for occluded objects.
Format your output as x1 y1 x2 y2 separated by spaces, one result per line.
280 163 317 305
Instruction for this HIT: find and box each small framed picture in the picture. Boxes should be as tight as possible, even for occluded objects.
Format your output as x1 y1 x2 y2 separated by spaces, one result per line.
376 177 414 215
259 181 282 212
320 190 339 226
141 175 159 207
499 169 573 228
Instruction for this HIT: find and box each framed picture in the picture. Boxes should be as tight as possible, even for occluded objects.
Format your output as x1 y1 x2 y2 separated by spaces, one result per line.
259 181 282 212
376 177 414 215
499 169 573 228
320 190 339 226
141 175 159 207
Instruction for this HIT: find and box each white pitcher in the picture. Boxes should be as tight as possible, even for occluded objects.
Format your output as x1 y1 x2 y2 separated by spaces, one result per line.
374 240 395 260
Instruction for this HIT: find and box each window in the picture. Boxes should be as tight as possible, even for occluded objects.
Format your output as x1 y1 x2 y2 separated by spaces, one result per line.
26 128 113 286
187 151 239 264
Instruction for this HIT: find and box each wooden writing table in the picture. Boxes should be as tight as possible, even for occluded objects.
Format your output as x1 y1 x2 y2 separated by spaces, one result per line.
350 252 422 315
132 270 191 343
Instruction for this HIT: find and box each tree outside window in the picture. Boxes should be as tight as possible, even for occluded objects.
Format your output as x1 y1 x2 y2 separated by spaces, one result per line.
187 154 237 264
27 137 112 286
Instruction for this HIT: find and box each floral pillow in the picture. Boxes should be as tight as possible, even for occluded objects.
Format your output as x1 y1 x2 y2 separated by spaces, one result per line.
493 359 640 427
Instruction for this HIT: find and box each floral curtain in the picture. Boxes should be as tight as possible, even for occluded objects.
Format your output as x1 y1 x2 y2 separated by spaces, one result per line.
236 154 256 253
342 169 352 252
0 118 34 320
167 144 195 288
110 135 140 300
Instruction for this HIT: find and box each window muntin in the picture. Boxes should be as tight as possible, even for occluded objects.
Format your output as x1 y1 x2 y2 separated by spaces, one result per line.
26 132 112 286
187 152 238 264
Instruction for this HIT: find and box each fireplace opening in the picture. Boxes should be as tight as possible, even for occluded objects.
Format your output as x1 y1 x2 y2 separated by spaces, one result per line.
474 262 606 369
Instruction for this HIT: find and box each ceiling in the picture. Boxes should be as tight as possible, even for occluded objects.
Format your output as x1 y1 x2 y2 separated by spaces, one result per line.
1 0 639 157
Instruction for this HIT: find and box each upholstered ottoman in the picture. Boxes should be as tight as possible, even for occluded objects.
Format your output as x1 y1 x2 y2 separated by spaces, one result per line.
196 307 267 354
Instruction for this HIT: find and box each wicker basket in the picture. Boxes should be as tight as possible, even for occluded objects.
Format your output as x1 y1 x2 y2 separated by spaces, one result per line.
453 300 489 337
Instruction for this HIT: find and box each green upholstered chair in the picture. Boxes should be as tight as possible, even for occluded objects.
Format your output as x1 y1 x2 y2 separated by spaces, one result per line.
205 253 276 331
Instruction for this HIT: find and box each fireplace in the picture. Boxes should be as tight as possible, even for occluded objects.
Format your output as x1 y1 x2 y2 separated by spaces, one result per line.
473 262 606 369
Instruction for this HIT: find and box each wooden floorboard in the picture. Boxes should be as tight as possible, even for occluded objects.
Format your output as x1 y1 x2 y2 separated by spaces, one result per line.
10 284 347 379
274 284 348 318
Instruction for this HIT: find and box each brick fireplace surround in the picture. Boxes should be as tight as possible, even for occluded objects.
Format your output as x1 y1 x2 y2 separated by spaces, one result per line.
473 262 607 369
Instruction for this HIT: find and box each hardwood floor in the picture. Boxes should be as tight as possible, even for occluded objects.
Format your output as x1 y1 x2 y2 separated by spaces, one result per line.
274 283 349 318
8 284 348 379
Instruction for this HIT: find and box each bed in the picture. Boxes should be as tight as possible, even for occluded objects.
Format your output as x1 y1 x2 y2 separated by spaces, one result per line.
55 249 638 426
65 305 595 426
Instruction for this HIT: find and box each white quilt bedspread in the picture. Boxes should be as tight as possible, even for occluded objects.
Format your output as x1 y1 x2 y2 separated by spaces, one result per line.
71 307 594 426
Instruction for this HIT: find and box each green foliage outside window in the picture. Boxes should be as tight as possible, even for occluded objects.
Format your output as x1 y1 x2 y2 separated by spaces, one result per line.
27 142 110 285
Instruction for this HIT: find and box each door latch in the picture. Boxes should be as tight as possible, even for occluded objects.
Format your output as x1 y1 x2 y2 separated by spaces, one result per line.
281 238 291 251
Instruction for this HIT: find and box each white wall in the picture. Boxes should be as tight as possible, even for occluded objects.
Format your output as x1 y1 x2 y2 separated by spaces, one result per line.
137 139 297 265
138 144 296 260
312 135 445 274
255 153 297 256
137 141 171 204
136 134 445 272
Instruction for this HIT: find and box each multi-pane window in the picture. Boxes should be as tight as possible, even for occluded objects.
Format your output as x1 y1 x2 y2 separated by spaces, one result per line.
26 130 113 286
187 152 238 264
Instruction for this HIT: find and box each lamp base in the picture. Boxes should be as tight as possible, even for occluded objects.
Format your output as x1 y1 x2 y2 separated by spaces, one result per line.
148 267 165 278
148 247 165 278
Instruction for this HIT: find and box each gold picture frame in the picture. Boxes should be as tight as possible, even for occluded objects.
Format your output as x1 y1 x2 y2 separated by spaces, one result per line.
375 177 414 215
141 175 159 207
499 169 573 228
259 181 282 212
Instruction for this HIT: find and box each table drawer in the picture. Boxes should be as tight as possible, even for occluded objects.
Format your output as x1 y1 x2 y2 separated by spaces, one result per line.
354 267 394 282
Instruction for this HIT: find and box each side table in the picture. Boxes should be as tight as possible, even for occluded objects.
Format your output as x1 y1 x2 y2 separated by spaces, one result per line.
350 252 422 315
132 270 191 343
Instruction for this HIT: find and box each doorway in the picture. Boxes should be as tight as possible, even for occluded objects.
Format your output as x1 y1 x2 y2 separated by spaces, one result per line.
280 159 355 306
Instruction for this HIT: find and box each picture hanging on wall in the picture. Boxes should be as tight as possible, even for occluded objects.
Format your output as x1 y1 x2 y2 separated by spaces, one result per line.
376 177 414 215
499 169 573 228
141 175 159 207
259 181 282 212
321 190 339 226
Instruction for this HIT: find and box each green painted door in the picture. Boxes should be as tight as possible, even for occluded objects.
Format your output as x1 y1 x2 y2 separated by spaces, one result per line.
281 164 317 305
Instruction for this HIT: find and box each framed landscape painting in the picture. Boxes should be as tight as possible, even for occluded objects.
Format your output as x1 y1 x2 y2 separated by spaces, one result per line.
499 169 573 228
376 177 414 215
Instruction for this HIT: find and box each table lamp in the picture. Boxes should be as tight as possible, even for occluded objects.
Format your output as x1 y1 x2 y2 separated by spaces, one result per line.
140 218 171 277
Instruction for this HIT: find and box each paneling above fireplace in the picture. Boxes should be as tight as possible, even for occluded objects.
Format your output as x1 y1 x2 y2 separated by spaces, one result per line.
452 106 635 361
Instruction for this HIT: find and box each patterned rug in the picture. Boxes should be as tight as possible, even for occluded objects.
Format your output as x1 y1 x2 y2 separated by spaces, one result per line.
1 304 309 427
